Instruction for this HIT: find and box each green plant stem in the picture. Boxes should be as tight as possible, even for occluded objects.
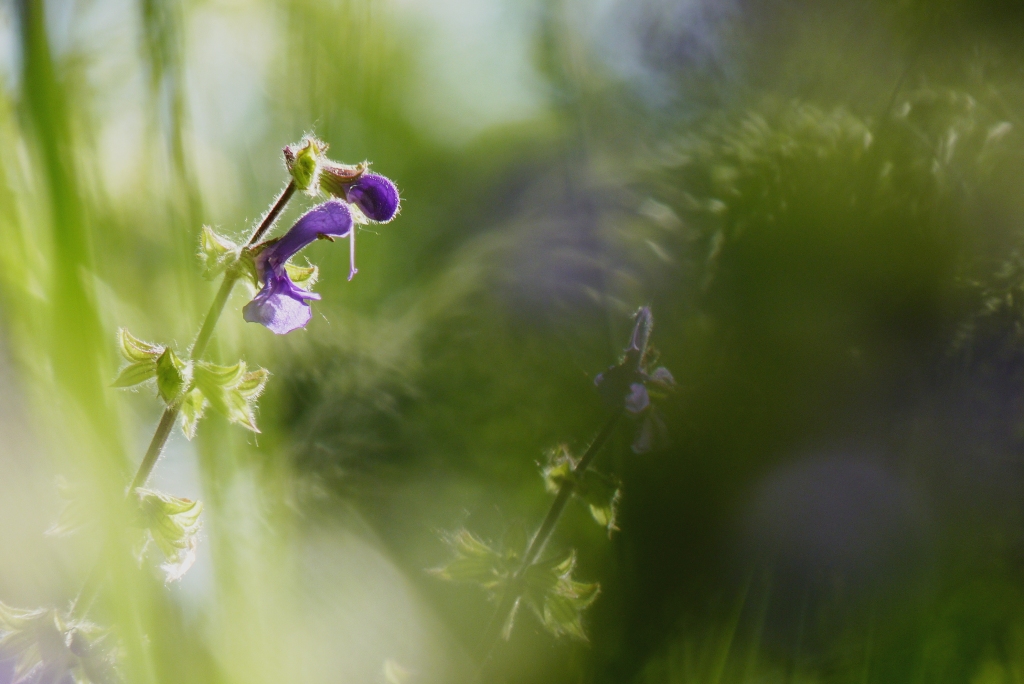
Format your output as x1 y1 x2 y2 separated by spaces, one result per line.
129 405 181 491
70 181 297 620
476 408 624 666
129 179 295 492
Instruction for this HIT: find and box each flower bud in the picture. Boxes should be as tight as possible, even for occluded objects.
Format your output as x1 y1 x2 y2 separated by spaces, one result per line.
345 173 401 222
320 163 400 223
318 160 367 198
283 136 326 195
155 348 189 403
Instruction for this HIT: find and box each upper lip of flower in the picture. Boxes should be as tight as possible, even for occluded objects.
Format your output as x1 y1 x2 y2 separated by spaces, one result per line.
253 199 353 280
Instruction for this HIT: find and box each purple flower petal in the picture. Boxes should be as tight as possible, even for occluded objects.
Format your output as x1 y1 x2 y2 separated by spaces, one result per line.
258 200 353 276
345 173 400 223
624 383 650 413
243 271 321 335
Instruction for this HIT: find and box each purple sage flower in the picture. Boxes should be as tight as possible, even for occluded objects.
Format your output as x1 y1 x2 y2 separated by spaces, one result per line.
594 306 675 452
243 199 353 335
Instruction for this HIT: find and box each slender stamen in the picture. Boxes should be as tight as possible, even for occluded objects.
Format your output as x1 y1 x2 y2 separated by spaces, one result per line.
348 226 358 281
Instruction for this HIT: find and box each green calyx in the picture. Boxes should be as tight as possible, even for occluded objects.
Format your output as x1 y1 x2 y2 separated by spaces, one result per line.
180 359 269 439
283 135 326 195
134 488 203 582
199 225 242 279
431 528 599 641
542 445 622 537
111 331 269 439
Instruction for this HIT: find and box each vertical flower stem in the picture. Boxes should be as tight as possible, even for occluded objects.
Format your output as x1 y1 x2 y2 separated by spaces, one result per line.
71 181 297 620
188 273 239 368
129 405 181 491
476 408 624 668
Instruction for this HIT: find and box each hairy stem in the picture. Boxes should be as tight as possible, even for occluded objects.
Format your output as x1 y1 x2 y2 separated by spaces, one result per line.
188 272 238 367
247 181 296 245
476 408 624 666
127 180 295 492
129 405 180 491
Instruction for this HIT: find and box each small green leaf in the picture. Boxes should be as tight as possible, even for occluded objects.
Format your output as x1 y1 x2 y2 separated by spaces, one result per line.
522 555 563 598
117 328 162 362
180 389 207 441
541 445 622 536
192 361 267 432
431 553 499 586
224 389 259 432
542 444 576 494
155 348 190 403
543 589 596 640
588 497 620 536
284 136 325 195
111 360 157 388
284 261 319 289
576 471 622 537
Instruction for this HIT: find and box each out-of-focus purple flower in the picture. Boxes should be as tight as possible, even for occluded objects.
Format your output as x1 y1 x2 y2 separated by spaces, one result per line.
243 200 352 335
624 383 650 413
594 306 675 452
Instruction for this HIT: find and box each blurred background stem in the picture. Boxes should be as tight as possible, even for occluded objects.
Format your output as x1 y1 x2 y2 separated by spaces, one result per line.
477 408 623 672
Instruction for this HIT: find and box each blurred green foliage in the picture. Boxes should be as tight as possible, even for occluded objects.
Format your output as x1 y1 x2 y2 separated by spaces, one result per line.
4 0 1024 682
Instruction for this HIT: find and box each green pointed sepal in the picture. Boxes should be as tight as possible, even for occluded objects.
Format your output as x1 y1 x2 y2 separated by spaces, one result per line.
199 225 243 279
542 445 622 537
178 359 269 439
111 330 192 404
431 527 600 641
